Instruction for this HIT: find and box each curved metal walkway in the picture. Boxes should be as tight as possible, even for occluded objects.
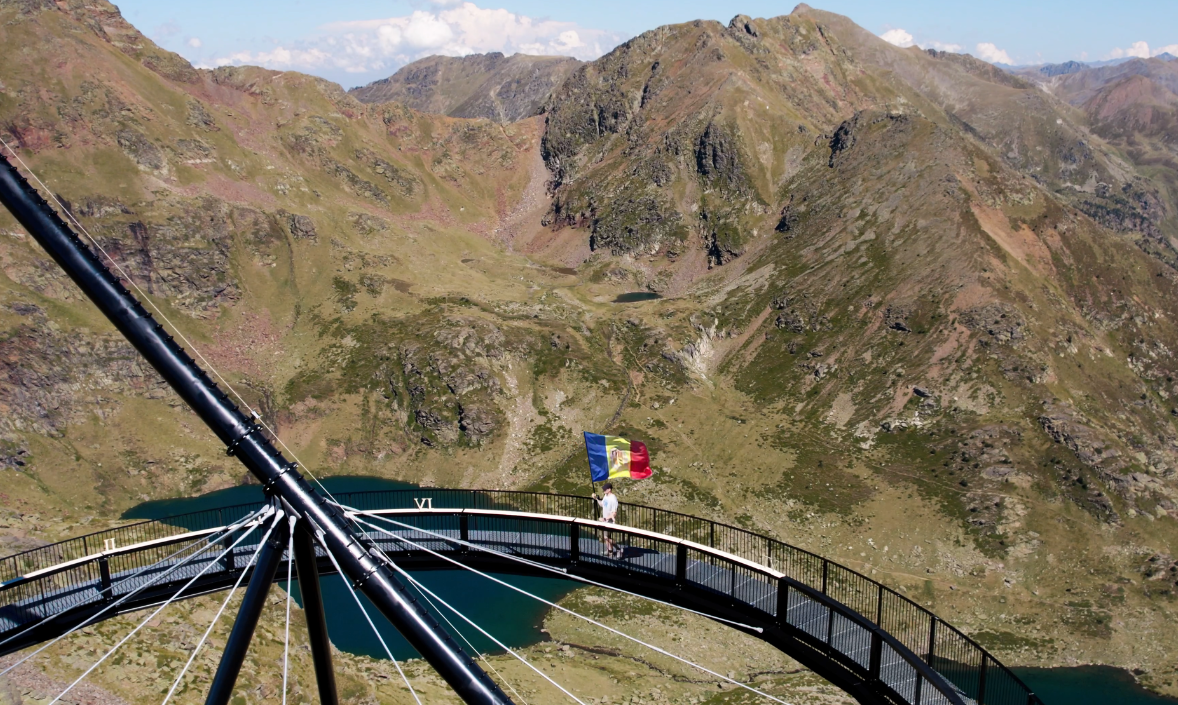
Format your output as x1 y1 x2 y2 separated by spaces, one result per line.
0 489 1040 705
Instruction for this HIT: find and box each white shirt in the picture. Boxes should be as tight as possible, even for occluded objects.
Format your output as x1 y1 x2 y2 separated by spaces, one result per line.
600 493 618 520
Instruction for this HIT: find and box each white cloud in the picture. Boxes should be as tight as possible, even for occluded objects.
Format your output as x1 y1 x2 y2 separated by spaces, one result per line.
880 28 914 48
208 1 625 85
976 42 1013 65
1107 40 1151 59
879 28 960 53
1105 41 1178 60
187 37 202 49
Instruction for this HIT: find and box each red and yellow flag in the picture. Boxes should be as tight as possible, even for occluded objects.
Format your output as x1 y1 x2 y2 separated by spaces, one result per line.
584 432 652 481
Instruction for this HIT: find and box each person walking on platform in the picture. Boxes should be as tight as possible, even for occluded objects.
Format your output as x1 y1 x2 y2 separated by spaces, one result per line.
595 483 621 558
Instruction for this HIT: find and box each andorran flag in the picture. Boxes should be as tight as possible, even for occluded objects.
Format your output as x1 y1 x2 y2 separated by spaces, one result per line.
584 432 653 482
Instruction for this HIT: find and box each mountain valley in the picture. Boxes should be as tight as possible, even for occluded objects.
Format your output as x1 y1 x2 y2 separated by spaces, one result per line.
1 0 1177 702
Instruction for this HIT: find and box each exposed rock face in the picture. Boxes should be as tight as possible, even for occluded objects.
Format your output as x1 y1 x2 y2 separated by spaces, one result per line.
116 129 166 172
392 319 507 447
350 52 581 123
98 198 240 316
0 312 170 437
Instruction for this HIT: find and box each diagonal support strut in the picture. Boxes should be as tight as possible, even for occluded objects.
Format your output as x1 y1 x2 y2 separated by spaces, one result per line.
0 154 514 705
205 507 290 705
293 520 339 705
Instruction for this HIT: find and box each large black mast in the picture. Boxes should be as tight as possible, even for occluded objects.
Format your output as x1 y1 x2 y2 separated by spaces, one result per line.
0 154 513 705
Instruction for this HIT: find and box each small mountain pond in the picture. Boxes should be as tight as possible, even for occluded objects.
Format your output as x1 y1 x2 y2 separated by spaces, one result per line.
123 478 1175 701
613 291 662 303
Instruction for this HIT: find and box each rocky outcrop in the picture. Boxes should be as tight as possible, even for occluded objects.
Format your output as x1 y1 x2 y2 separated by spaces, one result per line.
960 304 1027 346
354 149 418 197
282 211 318 242
393 319 507 447
772 293 830 333
347 211 390 236
96 197 240 316
1038 402 1123 471
116 129 166 172
0 308 171 437
828 117 857 167
1141 553 1178 593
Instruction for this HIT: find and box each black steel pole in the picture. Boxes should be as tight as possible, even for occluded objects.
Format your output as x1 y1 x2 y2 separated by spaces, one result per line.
205 512 290 705
293 521 339 705
0 155 513 705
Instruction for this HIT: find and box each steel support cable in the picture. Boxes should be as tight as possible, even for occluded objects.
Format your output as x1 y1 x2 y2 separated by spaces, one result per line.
347 511 764 633
282 516 296 705
161 512 283 705
352 517 793 705
401 571 531 705
383 556 582 705
0 507 273 677
0 139 341 507
320 542 422 705
0 505 267 653
42 513 274 705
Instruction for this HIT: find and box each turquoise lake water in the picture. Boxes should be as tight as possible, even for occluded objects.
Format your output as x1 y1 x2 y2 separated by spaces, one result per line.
1014 666 1178 705
123 478 1177 698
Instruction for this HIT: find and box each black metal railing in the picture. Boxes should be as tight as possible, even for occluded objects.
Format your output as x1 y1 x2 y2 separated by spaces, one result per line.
0 503 263 585
0 488 1039 705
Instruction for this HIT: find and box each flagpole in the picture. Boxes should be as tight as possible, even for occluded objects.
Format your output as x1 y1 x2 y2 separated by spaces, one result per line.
584 432 598 520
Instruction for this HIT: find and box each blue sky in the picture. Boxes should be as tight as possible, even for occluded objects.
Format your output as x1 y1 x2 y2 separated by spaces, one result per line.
116 0 1178 88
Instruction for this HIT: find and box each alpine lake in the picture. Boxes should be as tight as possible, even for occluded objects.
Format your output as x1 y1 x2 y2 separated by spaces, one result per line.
123 476 1177 705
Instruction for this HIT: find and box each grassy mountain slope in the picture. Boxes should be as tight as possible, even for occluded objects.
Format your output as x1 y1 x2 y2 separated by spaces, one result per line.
349 52 581 123
1 0 1177 701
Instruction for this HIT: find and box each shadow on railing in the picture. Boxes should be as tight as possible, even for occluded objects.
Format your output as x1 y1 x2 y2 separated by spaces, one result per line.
0 488 1039 705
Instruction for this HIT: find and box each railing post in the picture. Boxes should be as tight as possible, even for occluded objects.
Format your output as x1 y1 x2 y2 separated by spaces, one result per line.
709 523 715 548
459 513 469 554
927 617 937 665
869 630 882 682
777 578 790 627
913 673 923 704
675 544 687 587
569 522 579 563
821 561 829 595
825 603 836 654
876 584 884 626
98 555 112 600
220 534 237 573
977 653 988 705
82 536 89 556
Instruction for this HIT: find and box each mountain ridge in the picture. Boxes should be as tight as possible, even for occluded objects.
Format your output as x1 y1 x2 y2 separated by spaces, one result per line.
349 52 581 123
1 1 1177 700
